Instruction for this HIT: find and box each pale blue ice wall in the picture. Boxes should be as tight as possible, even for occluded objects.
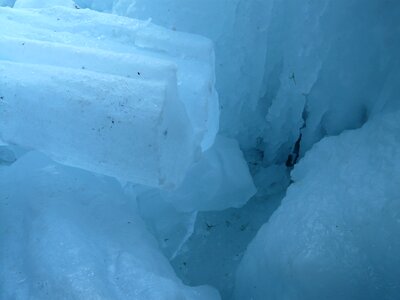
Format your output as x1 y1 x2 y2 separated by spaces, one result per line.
72 0 400 166
74 0 272 144
97 1 400 299
236 111 400 300
1 1 399 299
260 0 400 164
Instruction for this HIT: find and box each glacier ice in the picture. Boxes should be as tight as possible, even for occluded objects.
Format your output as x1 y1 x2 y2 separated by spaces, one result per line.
77 0 272 140
137 135 256 213
171 191 285 299
0 152 220 299
259 0 400 164
235 112 400 300
0 60 196 188
0 5 219 187
136 192 198 261
124 135 257 266
1 0 400 299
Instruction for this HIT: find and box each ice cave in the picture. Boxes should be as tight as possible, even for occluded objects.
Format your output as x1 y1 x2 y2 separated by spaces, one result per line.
0 0 399 299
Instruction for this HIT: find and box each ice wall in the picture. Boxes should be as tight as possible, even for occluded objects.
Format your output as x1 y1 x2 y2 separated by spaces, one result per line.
260 0 400 164
69 1 400 298
235 112 400 299
138 135 256 213
1 0 400 299
76 0 400 164
236 1 400 298
77 0 272 142
0 5 219 188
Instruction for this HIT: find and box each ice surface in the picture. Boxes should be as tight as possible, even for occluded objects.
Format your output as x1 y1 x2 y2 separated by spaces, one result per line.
1 1 400 299
139 135 256 212
68 0 400 163
0 152 220 299
79 0 271 141
235 112 400 300
118 135 256 268
1 5 219 151
172 192 285 300
0 60 194 188
135 191 198 260
258 0 400 164
0 5 220 186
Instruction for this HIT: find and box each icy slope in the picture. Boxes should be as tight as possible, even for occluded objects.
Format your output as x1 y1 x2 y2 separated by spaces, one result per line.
235 111 400 300
0 152 220 300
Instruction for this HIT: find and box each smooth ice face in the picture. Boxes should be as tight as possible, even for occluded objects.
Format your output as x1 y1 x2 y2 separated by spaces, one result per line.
134 135 255 214
153 135 256 212
135 191 198 260
81 0 271 141
235 112 400 300
0 6 220 187
0 60 193 188
0 152 220 300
